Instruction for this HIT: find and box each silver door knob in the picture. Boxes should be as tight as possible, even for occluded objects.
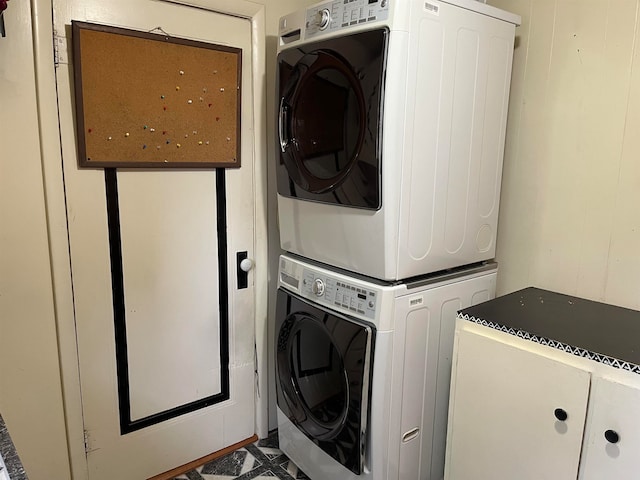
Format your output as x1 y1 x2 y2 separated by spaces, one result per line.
240 258 254 272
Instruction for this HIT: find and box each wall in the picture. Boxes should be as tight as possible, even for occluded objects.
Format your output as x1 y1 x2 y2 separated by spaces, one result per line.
0 0 314 478
0 1 71 479
8 0 637 475
489 0 640 310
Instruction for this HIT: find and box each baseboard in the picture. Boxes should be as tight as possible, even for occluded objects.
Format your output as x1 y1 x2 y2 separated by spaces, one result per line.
148 434 259 480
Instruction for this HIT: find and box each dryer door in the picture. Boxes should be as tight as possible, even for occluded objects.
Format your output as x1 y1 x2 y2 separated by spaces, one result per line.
277 28 387 209
275 289 375 474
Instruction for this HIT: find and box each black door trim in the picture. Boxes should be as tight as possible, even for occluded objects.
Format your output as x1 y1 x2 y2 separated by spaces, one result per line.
105 168 230 434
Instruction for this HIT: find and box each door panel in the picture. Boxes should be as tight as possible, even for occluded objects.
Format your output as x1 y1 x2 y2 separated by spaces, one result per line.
445 329 591 480
53 0 255 478
117 171 223 421
580 376 640 480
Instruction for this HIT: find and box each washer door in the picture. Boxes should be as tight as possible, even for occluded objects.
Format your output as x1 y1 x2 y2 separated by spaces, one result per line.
275 289 375 474
276 28 388 209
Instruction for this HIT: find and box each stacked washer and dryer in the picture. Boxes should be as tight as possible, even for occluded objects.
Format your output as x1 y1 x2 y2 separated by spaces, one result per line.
273 1 520 479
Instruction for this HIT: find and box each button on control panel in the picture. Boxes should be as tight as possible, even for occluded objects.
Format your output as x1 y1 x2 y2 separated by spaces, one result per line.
305 0 390 38
301 269 377 320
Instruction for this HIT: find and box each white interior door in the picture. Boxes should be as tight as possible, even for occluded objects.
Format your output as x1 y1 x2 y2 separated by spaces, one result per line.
53 1 256 478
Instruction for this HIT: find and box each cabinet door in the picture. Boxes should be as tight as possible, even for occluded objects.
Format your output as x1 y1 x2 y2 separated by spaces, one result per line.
445 328 591 480
579 376 640 480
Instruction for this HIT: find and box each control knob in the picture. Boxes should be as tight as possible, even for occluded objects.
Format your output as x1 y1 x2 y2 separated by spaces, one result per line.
315 8 331 30
312 278 325 297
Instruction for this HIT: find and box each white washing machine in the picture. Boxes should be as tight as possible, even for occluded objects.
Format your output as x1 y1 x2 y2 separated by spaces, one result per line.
276 0 520 280
275 254 497 480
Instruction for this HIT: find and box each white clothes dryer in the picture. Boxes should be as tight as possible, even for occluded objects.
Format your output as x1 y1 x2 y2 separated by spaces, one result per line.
276 0 520 280
275 253 497 480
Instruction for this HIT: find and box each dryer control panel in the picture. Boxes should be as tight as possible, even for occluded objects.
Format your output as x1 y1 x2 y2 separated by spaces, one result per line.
305 0 390 38
279 256 380 320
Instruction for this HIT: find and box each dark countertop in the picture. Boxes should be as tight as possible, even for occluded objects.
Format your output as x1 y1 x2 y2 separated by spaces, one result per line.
0 414 28 480
459 287 640 374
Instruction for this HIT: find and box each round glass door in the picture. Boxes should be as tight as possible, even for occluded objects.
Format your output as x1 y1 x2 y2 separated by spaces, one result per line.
277 312 349 440
279 50 366 193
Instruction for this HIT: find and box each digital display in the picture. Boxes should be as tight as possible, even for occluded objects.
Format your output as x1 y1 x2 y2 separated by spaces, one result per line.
358 293 366 300
280 272 299 289
369 0 378 3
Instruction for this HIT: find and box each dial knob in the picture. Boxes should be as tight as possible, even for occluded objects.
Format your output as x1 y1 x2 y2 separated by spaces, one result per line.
316 8 331 30
312 278 325 296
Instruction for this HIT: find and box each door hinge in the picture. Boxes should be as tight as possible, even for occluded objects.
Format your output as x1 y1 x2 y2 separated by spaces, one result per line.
53 30 68 66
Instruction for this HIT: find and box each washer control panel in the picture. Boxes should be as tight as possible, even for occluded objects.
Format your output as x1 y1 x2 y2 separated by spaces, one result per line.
305 0 390 38
301 269 377 319
279 256 380 320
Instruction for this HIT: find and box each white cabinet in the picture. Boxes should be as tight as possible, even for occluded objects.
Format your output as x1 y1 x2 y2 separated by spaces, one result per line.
579 376 640 479
445 322 640 480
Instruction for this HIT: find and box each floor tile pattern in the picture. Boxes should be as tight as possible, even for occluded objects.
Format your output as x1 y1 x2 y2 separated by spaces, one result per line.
173 431 308 480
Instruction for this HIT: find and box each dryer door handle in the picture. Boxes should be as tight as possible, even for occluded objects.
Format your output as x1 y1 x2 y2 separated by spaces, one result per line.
279 97 310 191
278 97 290 152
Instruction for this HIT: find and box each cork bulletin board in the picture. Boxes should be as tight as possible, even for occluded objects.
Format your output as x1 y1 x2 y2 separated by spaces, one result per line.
71 21 242 168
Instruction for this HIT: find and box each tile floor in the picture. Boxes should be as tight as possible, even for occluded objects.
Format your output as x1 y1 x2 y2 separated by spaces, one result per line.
172 431 309 480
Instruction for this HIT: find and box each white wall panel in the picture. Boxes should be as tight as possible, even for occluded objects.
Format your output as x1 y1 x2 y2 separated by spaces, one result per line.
0 2 71 479
490 0 640 309
605 2 640 309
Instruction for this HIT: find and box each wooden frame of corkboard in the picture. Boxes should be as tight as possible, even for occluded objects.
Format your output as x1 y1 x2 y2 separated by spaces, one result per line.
72 21 242 168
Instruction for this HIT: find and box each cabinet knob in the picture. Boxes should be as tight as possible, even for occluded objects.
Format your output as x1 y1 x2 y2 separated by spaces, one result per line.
554 408 568 422
604 430 620 444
